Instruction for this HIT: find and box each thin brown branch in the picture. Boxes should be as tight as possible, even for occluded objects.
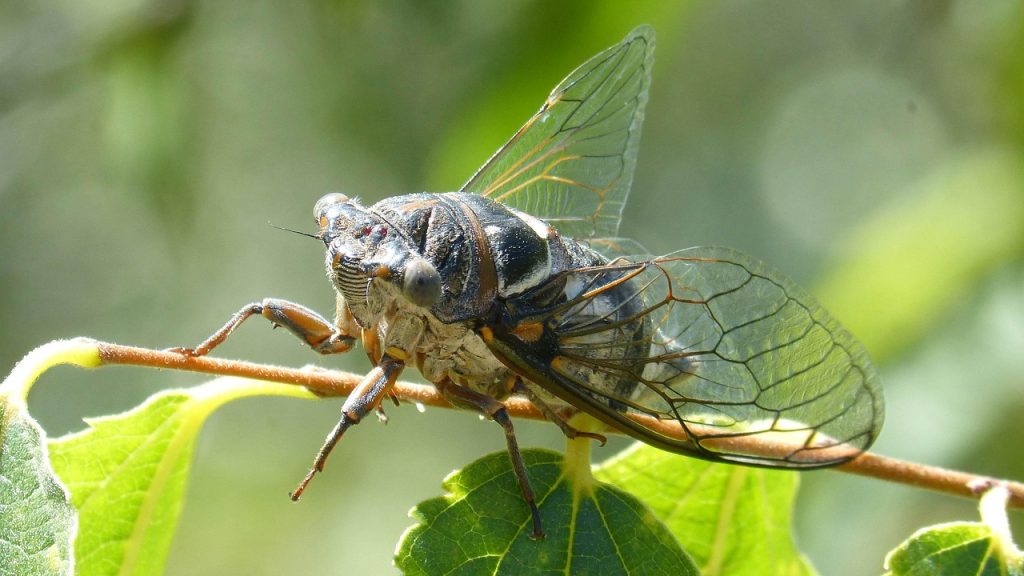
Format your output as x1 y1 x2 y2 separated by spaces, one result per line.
95 340 1024 509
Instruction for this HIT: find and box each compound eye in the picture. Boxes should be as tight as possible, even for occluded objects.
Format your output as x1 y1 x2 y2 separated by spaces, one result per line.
313 193 350 227
402 258 441 308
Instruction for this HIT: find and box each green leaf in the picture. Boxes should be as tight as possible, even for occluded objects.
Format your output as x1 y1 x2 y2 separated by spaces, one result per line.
48 376 315 576
0 396 78 576
395 447 697 576
885 485 1023 576
595 444 815 576
885 524 1012 576
0 339 103 576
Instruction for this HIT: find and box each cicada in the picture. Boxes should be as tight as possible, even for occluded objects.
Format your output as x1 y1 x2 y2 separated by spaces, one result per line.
179 25 883 539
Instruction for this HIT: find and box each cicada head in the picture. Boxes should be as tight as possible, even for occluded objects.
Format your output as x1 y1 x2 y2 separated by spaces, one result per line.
314 193 441 325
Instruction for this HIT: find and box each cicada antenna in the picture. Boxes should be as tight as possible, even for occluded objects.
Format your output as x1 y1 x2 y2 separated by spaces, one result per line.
268 221 320 240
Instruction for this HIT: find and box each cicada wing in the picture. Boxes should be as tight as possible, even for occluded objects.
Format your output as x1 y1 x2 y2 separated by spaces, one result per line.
585 237 653 262
486 247 884 468
460 26 654 240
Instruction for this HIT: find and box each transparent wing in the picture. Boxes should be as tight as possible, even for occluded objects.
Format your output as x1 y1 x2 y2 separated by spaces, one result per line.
461 26 654 239
585 237 652 262
487 247 884 468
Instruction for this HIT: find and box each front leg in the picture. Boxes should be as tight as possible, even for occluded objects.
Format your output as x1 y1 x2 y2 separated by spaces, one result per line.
175 298 356 357
290 353 405 500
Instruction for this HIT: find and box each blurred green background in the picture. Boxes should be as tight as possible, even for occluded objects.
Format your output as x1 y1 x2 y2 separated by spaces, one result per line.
3 1 1023 574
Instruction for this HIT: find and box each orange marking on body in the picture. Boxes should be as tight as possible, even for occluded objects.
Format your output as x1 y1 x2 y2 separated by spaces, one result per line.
362 327 382 365
550 355 570 374
511 321 544 343
454 200 498 306
480 326 494 342
397 198 440 212
503 373 518 396
385 346 408 361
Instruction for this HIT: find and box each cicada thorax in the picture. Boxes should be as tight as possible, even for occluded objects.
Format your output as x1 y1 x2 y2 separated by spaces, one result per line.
336 192 652 407
322 191 554 398
375 193 655 409
369 192 596 322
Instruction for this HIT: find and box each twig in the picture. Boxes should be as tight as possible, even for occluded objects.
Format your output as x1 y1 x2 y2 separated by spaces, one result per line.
94 340 1024 509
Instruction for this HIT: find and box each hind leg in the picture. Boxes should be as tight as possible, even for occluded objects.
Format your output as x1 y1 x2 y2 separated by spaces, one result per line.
514 380 608 446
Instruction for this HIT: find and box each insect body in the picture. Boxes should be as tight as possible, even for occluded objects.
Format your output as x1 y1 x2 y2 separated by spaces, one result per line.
180 26 883 539
318 192 609 390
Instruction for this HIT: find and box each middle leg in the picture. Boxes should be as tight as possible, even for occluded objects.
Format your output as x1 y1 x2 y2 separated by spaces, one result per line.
436 378 545 540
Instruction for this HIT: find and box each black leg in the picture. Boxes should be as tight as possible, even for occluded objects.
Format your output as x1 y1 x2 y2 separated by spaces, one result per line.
437 379 545 540
290 354 405 500
515 380 607 446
